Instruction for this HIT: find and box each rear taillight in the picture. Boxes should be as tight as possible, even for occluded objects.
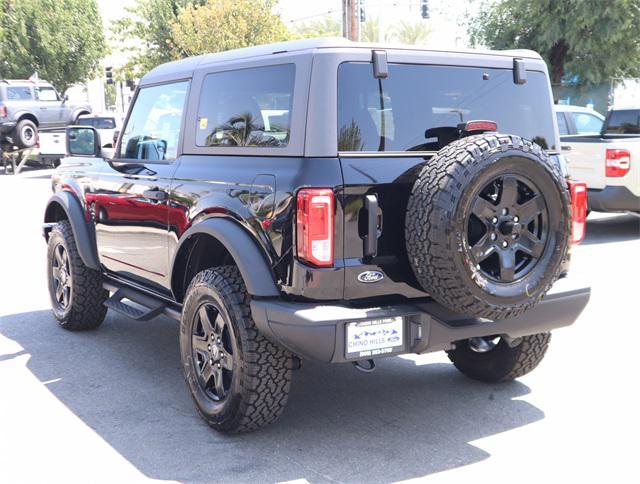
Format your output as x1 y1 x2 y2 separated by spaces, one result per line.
296 188 334 267
0 105 7 118
605 148 631 177
568 180 587 244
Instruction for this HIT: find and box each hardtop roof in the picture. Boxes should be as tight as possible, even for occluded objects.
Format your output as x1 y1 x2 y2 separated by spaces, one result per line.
140 37 543 86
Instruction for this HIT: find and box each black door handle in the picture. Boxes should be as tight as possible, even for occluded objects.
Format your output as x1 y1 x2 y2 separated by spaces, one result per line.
363 194 379 258
143 189 167 201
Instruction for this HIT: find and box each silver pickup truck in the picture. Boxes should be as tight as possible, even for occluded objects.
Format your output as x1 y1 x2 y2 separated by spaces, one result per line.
0 79 92 149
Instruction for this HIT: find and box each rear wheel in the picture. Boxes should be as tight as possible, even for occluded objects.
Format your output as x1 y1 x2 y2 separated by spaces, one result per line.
15 119 37 149
180 266 293 433
447 333 551 382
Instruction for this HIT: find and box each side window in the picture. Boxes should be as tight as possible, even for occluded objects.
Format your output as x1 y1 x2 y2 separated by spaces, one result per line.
196 64 295 148
35 86 59 101
571 112 603 134
119 81 189 161
6 86 33 100
556 112 570 135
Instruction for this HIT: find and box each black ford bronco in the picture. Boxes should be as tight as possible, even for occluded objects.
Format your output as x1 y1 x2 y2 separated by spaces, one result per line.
43 39 590 433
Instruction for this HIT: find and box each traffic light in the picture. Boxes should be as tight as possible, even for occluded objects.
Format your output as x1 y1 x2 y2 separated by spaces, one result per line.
360 0 366 22
125 79 136 90
105 66 114 85
420 0 429 19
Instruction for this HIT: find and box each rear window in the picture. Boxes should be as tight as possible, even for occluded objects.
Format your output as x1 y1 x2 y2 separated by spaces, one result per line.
4 86 32 100
78 117 116 129
338 63 557 152
605 109 640 134
196 64 295 148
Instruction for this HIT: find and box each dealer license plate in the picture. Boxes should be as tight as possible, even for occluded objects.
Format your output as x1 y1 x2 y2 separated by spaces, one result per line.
345 317 404 359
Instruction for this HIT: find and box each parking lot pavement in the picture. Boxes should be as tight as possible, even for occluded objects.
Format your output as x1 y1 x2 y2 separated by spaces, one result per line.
1 168 639 483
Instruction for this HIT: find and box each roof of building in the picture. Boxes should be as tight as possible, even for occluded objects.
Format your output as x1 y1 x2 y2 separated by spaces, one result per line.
141 37 543 85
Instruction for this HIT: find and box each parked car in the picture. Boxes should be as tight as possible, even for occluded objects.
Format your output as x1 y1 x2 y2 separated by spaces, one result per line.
76 114 119 147
0 79 91 149
558 105 640 213
43 38 590 433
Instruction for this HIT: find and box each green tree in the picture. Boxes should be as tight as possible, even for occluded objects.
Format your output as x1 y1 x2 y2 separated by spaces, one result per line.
171 0 290 57
111 0 205 78
293 18 342 38
0 0 106 92
469 0 640 86
391 21 431 45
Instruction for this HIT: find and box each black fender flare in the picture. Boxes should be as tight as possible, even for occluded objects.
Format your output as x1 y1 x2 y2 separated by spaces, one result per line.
44 192 100 270
172 218 279 297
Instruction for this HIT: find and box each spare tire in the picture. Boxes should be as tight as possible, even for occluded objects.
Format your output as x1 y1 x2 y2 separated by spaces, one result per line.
405 133 571 320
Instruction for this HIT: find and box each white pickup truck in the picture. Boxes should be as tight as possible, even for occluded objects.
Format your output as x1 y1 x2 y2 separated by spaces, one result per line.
557 106 640 213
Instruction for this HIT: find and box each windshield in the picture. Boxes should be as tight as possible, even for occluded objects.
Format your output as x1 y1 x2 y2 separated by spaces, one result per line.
338 63 557 152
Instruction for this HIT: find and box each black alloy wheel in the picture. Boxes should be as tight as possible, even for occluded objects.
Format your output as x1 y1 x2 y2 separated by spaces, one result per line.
51 243 72 310
191 302 235 401
466 174 549 283
180 266 292 433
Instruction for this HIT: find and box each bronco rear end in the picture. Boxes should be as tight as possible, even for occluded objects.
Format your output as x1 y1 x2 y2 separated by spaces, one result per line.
251 43 589 367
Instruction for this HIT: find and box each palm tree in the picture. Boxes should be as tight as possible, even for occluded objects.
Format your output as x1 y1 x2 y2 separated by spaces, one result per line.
359 18 394 43
391 21 431 46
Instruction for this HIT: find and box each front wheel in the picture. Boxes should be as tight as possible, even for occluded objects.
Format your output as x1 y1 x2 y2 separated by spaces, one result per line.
180 266 293 433
47 221 108 330
446 333 551 382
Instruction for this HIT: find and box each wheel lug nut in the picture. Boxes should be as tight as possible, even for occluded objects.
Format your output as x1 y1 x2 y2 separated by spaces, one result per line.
217 338 221 343
490 233 497 241
217 363 221 368
512 234 518 239
492 217 498 224
502 208 508 215
210 359 214 365
502 241 508 248
513 216 519 222
208 345 211 350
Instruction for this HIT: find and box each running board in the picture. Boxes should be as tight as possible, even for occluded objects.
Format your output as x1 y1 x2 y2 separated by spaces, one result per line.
103 281 181 321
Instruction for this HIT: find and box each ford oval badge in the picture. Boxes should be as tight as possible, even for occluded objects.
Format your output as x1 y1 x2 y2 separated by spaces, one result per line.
358 271 384 283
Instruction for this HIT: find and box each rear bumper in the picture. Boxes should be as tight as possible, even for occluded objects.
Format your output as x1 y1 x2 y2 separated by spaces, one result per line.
589 186 640 213
251 279 590 363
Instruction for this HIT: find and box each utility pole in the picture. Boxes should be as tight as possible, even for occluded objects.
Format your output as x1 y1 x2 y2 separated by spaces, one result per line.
342 0 359 41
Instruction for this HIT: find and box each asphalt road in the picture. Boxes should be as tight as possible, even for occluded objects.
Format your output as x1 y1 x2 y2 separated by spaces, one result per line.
1 167 639 483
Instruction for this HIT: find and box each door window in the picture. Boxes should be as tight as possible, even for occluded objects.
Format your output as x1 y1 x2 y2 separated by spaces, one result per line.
5 86 33 100
570 112 603 134
195 64 295 148
119 81 189 161
35 86 59 101
556 112 570 135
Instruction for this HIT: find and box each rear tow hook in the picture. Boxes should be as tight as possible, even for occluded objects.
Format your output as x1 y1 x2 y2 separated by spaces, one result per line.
352 359 376 373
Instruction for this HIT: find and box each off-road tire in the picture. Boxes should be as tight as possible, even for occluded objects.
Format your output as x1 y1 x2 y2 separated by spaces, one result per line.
47 221 108 330
405 133 571 320
180 266 293 433
15 119 37 149
447 333 551 382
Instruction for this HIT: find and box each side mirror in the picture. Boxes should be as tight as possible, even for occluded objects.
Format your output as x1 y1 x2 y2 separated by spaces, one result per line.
62 94 69 103
66 126 101 157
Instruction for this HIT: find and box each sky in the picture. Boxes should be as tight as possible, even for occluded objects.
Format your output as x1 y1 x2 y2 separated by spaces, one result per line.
97 0 476 66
